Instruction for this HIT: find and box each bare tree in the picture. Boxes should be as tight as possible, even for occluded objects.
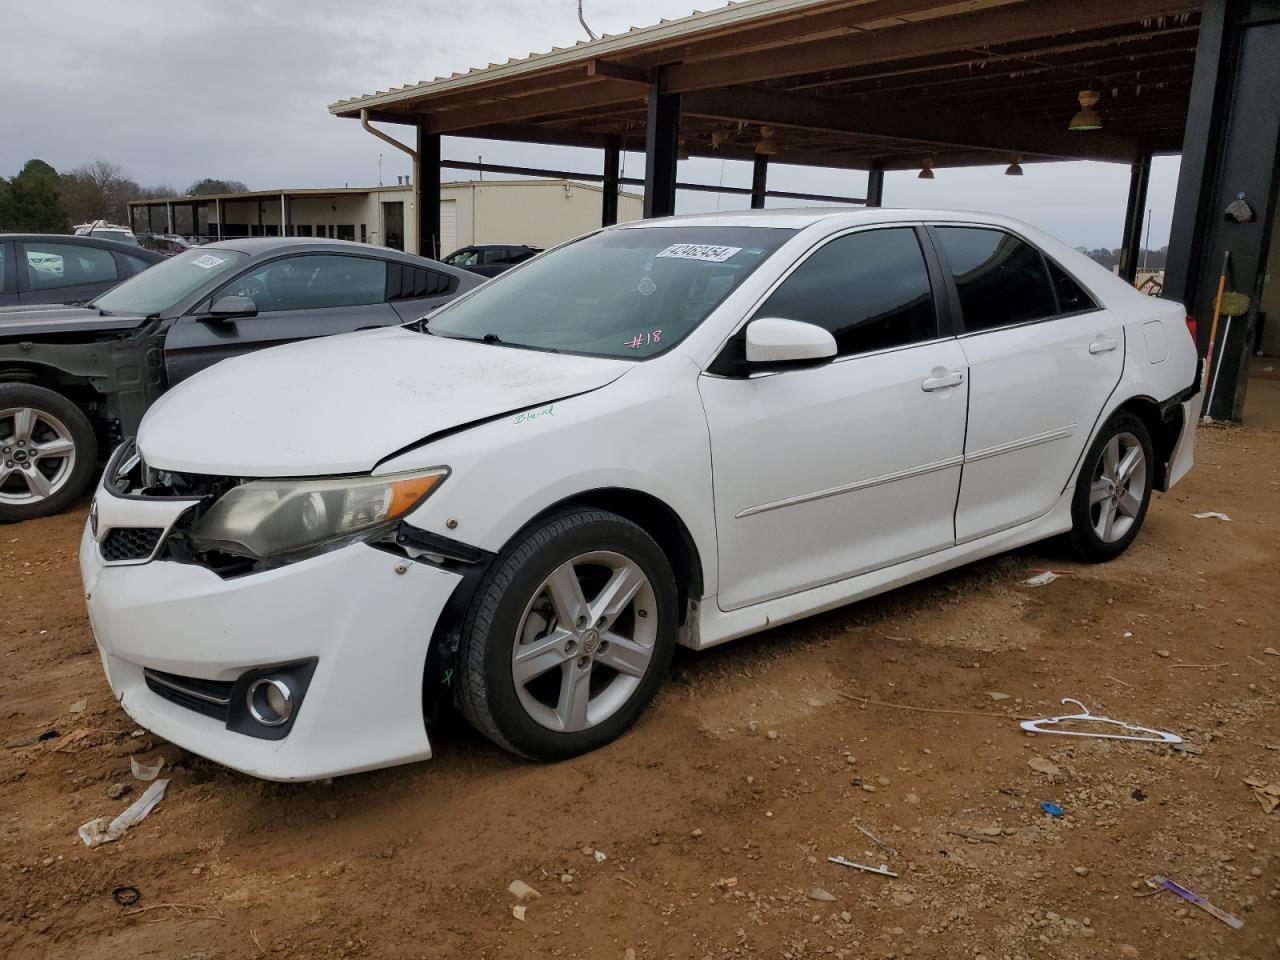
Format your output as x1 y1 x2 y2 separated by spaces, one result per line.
61 159 140 224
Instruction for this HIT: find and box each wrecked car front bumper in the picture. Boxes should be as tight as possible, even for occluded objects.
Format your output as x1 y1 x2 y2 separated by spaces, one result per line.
80 520 460 781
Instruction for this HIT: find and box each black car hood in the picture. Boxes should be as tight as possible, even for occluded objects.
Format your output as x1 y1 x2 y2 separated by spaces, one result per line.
0 303 150 341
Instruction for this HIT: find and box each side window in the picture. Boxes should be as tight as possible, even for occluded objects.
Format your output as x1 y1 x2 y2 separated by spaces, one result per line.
509 247 536 264
482 248 510 265
934 227 1057 332
23 241 118 290
0 244 7 292
752 227 938 358
1045 259 1098 314
219 255 387 311
123 254 154 275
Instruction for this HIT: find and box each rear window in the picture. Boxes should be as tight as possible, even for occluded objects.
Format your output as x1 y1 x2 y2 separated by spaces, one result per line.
933 227 1058 333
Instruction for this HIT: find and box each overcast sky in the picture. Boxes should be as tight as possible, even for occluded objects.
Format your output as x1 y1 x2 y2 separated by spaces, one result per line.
1 0 1180 249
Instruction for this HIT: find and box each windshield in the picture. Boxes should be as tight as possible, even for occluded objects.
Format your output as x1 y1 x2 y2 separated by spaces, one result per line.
92 247 249 316
425 226 794 359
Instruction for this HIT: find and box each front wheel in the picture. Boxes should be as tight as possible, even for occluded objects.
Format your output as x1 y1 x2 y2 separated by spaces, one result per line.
455 508 678 760
1066 411 1154 562
0 383 98 524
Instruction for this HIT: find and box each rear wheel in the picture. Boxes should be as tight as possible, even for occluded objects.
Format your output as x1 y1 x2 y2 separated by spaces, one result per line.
455 508 678 760
1066 411 1153 562
0 383 98 524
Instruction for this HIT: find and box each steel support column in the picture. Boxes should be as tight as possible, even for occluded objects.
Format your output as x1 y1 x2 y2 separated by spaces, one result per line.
865 168 885 208
416 118 442 258
643 89 680 219
215 198 223 241
750 155 768 209
1163 0 1280 421
165 202 173 235
602 135 621 227
1119 153 1151 284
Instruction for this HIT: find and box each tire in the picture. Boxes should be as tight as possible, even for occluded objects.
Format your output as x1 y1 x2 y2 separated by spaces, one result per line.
1066 411 1154 562
0 383 98 524
455 508 679 761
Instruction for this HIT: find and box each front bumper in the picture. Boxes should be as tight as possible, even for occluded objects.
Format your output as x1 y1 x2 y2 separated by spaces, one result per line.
80 514 461 781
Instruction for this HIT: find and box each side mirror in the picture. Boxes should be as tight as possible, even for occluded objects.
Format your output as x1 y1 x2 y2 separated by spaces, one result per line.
745 317 837 365
206 295 258 319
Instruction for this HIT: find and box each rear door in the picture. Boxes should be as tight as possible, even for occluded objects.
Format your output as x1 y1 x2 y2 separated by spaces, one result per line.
699 225 969 610
163 252 399 385
16 238 120 304
930 225 1124 542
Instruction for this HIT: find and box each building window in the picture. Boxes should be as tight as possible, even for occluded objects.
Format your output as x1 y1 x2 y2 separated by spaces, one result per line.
336 224 355 242
360 224 367 244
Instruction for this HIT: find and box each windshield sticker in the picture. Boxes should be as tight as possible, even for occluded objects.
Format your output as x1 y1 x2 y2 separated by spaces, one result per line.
190 254 227 270
636 276 657 296
625 330 663 350
655 243 742 263
513 404 555 425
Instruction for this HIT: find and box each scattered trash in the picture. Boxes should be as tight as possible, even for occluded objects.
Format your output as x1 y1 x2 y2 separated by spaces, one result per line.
78 779 169 847
508 879 541 901
1243 777 1280 814
1019 698 1182 744
827 856 897 878
130 755 165 782
593 849 607 863
68 698 87 714
808 886 837 901
853 822 898 858
111 886 141 906
1040 801 1064 818
1148 876 1244 929
130 729 145 738
1027 757 1062 777
1192 511 1232 521
512 904 527 922
106 782 131 801
988 692 1011 701
1022 571 1059 587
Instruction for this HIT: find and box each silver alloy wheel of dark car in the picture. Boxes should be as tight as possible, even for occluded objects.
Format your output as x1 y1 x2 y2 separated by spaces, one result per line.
0 406 78 507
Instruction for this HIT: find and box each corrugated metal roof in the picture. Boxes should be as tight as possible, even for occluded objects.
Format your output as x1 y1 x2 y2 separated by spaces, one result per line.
328 0 834 114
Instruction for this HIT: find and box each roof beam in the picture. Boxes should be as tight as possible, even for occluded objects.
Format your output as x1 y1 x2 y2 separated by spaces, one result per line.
424 80 646 134
664 0 1200 92
584 59 656 87
682 84 1141 162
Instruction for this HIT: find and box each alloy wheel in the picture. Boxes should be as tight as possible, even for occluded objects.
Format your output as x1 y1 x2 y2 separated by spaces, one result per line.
511 550 658 733
1089 430 1146 544
0 407 78 506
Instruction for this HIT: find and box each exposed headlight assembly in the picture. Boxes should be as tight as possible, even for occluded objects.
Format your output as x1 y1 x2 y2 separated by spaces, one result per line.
190 468 447 560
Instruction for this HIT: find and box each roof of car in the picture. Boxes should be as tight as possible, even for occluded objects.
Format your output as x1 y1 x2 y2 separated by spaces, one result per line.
195 236 467 267
0 233 166 260
617 207 1041 232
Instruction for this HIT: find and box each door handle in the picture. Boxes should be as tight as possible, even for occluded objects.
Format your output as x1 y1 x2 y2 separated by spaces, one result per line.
1089 336 1119 354
921 371 964 392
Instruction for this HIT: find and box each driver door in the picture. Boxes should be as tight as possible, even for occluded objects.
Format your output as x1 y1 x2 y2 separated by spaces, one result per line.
164 253 400 385
699 226 968 611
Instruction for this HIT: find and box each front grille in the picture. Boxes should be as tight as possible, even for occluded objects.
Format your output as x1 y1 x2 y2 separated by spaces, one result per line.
144 668 232 722
101 527 164 562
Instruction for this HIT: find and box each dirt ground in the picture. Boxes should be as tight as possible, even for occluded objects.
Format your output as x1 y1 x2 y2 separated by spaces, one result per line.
2 413 1278 960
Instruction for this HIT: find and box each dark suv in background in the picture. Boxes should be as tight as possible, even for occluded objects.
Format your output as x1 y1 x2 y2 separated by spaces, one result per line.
1 234 164 307
441 243 542 277
0 238 479 522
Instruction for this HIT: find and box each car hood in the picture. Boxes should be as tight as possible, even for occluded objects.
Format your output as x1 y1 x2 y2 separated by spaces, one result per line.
138 327 632 476
0 303 148 340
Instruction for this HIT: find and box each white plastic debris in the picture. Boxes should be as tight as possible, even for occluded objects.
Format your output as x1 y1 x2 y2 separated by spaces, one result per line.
508 879 541 901
512 904 527 921
1192 511 1231 521
593 849 607 863
68 699 87 714
78 778 169 847
130 755 165 781
1022 571 1059 587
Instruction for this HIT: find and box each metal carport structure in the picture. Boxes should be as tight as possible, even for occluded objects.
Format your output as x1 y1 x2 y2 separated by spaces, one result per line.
330 0 1280 422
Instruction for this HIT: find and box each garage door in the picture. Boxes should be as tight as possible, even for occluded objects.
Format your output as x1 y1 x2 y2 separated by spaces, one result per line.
440 200 457 257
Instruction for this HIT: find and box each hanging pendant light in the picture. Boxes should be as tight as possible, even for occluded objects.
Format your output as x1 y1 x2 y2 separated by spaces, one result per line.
1005 155 1024 176
754 126 779 156
1069 89 1103 131
918 158 935 180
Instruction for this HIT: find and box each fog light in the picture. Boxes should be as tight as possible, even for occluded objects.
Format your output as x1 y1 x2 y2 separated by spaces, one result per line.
246 677 293 726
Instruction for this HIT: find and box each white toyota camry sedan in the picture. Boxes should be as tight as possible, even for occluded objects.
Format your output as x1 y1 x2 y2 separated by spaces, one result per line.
80 209 1200 780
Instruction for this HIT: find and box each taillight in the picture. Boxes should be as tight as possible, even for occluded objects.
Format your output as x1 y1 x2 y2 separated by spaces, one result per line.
1185 315 1197 343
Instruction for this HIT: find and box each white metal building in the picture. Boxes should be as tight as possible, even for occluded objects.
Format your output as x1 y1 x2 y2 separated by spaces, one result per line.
128 179 643 257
